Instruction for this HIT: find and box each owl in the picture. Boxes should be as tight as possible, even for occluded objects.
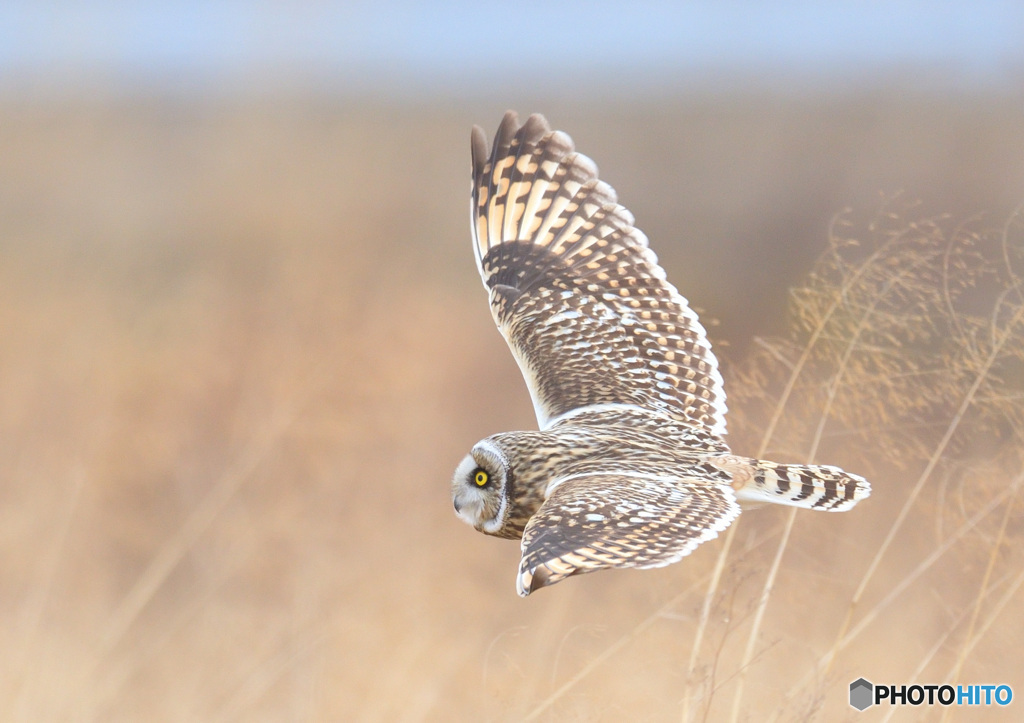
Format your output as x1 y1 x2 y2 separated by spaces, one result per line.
452 112 870 597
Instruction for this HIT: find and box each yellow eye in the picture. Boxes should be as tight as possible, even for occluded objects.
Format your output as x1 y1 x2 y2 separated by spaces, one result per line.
474 469 489 487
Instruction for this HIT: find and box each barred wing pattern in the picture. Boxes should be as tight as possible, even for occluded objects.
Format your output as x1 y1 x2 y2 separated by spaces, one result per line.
471 112 727 434
518 471 740 595
454 113 871 597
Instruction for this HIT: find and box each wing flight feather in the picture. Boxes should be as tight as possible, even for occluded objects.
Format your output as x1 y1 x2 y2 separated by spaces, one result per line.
517 470 739 596
471 112 727 434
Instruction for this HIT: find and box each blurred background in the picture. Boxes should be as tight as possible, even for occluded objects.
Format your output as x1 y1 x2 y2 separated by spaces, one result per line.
1 2 1023 720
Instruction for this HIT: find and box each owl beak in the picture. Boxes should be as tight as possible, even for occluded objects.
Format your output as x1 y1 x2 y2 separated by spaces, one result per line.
452 491 484 527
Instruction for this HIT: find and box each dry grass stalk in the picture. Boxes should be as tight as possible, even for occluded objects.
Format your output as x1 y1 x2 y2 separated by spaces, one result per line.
700 203 1023 718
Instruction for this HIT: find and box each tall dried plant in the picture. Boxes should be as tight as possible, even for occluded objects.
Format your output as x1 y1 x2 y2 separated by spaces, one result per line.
533 202 1024 720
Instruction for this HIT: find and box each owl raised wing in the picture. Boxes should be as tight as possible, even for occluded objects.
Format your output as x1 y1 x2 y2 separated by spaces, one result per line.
470 111 727 435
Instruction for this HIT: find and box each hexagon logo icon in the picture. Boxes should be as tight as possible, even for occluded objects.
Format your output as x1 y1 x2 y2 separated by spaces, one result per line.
849 678 873 711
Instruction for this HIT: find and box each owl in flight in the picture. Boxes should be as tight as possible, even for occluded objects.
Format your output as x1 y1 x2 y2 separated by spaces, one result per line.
452 112 870 597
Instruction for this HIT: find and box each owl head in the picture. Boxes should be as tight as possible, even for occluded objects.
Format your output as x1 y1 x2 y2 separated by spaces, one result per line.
451 439 513 536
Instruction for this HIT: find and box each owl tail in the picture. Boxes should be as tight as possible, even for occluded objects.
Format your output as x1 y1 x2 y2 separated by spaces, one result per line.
707 456 870 512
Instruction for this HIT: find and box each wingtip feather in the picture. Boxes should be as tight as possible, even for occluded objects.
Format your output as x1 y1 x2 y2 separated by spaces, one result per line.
470 125 488 176
516 558 562 597
518 113 551 145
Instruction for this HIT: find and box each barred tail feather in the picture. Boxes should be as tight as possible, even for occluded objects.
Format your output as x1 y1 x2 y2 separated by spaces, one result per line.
709 456 870 511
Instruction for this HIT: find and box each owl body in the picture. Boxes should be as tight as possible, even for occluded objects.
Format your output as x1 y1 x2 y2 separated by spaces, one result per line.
454 407 731 539
452 112 870 596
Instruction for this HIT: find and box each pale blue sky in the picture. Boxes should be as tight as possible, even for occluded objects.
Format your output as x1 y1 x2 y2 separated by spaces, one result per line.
1 1 1022 94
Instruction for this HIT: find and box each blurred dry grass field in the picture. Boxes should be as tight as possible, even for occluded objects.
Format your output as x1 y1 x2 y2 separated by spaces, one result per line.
1 91 1023 720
